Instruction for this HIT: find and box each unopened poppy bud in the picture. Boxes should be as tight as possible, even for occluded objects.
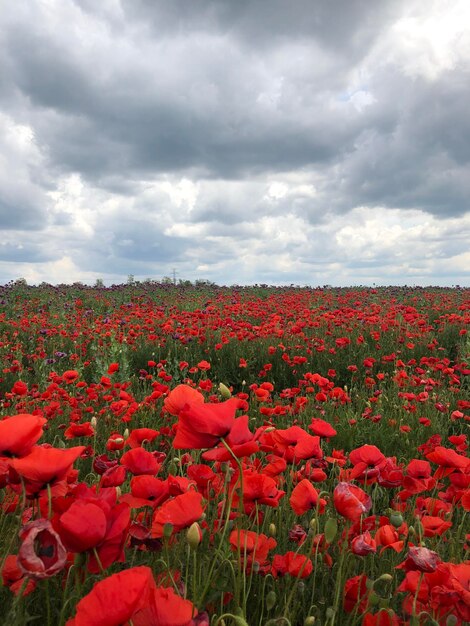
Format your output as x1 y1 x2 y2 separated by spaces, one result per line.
91 416 97 428
325 608 335 620
123 429 129 439
324 517 338 544
266 591 276 610
168 461 177 475
58 439 66 448
389 511 403 528
309 517 317 531
446 615 458 626
219 383 231 399
375 573 393 584
163 523 173 539
268 523 276 537
186 522 202 550
115 486 121 499
304 617 316 626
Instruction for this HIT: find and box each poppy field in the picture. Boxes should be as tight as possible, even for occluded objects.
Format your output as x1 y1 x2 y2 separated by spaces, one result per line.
0 281 469 626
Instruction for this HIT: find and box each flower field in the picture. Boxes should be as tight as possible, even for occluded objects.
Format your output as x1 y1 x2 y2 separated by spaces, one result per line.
0 281 469 626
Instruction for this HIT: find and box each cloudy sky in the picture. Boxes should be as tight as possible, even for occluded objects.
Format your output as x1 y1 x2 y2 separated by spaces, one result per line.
1 0 469 286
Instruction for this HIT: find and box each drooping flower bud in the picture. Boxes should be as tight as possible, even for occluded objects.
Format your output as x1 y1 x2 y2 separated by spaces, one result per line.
186 522 203 550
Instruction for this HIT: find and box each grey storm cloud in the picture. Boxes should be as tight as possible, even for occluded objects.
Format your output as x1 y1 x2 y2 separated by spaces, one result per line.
0 0 469 285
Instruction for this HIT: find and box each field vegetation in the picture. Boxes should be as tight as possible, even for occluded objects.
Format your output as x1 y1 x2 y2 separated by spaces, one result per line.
0 281 469 625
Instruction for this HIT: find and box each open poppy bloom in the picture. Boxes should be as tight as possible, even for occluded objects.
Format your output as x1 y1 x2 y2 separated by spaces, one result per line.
66 565 195 626
164 384 204 416
272 551 313 578
11 445 86 497
0 414 47 458
17 518 67 579
229 529 276 573
172 397 242 449
151 490 205 538
289 479 326 515
202 414 259 461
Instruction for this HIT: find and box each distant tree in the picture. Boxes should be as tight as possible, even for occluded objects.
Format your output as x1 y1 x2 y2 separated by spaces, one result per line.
95 278 104 288
127 274 135 285
161 276 173 284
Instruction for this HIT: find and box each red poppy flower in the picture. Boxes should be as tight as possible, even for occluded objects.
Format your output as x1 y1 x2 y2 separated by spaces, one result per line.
58 488 131 573
289 479 326 515
343 574 370 612
272 551 313 578
0 413 47 457
172 398 241 450
125 428 159 449
62 370 79 384
58 500 108 553
260 426 323 464
151 490 204 538
121 447 162 476
18 519 67 579
107 362 119 374
1 554 36 596
351 531 377 556
333 482 372 522
232 470 285 513
163 384 204 416
11 445 85 497
202 414 258 461
348 444 386 482
229 529 276 573
67 565 196 626
308 418 337 438
64 422 95 440
397 546 440 572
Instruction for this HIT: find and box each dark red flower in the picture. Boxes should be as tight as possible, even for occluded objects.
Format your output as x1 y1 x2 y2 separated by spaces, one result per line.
351 531 377 556
397 546 440 572
18 519 67 579
343 574 370 613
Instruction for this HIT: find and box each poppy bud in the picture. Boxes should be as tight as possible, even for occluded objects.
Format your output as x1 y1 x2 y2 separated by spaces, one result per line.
168 461 177 475
309 518 317 531
389 511 403 528
324 517 338 544
266 591 276 610
123 429 129 439
91 416 97 428
186 522 202 550
268 523 276 537
304 618 316 626
446 616 458 626
219 383 232 399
